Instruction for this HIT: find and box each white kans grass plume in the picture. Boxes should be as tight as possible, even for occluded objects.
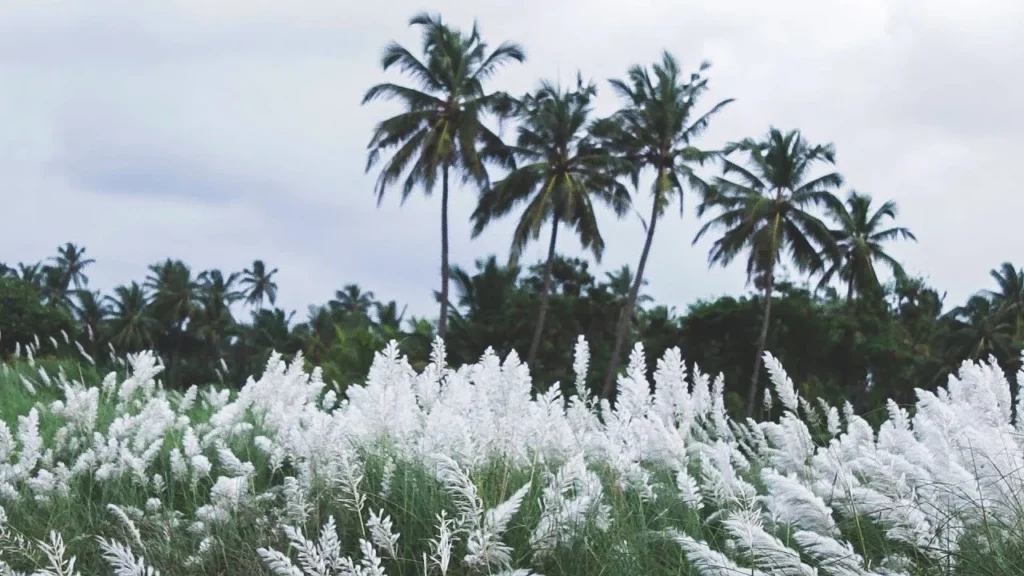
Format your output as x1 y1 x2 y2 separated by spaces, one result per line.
1 339 1024 574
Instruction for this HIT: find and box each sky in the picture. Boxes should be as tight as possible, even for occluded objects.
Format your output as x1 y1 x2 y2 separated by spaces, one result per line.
1 0 1022 323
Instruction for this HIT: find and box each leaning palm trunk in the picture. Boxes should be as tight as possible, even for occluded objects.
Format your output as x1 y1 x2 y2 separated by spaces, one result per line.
527 217 559 368
439 164 451 340
747 267 774 418
602 195 660 399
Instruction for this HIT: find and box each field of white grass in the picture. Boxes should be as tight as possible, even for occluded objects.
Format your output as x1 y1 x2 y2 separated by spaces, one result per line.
1 336 1024 575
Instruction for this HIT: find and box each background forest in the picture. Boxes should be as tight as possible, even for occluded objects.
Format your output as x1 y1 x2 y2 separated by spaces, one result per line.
3 242 1021 419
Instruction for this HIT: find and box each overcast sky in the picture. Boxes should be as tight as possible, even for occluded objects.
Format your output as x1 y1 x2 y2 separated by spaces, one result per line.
2 0 1022 322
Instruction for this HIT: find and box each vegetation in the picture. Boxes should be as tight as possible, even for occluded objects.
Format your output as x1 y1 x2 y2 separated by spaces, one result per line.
3 10 1024 576
1 331 1024 575
4 13 1017 417
4 243 1023 420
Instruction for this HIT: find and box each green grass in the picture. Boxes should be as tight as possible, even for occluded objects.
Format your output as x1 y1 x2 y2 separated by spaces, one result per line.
3 356 1024 575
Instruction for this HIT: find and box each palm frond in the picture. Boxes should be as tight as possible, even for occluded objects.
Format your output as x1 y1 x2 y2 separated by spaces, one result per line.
472 41 527 82
379 42 442 91
361 82 442 108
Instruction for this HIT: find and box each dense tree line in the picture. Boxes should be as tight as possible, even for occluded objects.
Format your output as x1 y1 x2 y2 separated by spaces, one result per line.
1 13 1020 416
2 244 1023 419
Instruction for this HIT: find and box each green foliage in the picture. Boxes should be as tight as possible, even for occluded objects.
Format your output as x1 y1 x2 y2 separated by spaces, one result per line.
7 237 1023 421
0 277 76 358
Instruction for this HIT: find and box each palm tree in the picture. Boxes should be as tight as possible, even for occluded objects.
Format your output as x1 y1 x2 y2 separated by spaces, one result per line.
106 282 158 352
296 304 335 365
51 243 95 292
694 127 843 417
444 256 522 363
329 284 377 325
240 260 278 310
603 265 653 309
194 269 242 359
199 270 242 311
73 290 109 347
594 52 733 399
363 12 525 339
448 256 521 316
41 265 70 307
374 300 408 331
470 77 631 367
16 263 46 293
984 262 1024 340
145 259 201 382
817 191 916 304
146 260 200 328
248 307 299 362
945 294 1015 363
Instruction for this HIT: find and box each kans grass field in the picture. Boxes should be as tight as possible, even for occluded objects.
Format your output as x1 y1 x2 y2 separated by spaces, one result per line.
1 335 1024 576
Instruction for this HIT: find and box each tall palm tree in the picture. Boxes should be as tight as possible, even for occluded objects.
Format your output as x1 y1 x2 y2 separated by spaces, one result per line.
240 260 278 310
470 77 631 367
106 282 158 352
363 12 525 339
694 127 843 417
594 52 733 398
984 262 1024 340
51 243 95 292
817 191 916 304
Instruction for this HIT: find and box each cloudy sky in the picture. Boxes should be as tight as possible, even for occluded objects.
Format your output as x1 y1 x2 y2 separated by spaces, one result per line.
2 0 1022 321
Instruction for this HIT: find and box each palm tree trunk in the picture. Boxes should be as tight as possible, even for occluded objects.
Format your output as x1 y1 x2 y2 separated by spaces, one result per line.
438 164 451 341
601 194 660 399
842 277 862 410
238 339 248 382
527 217 560 368
746 265 775 418
170 328 182 389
